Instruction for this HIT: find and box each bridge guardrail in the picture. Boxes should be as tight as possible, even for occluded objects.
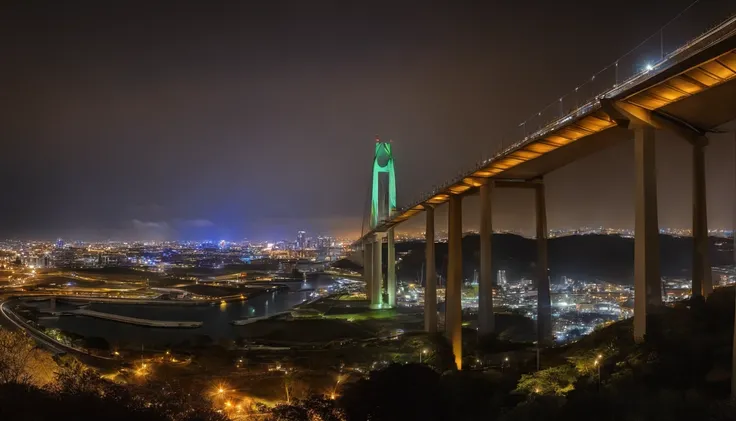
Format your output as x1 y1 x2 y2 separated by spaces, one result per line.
395 6 736 222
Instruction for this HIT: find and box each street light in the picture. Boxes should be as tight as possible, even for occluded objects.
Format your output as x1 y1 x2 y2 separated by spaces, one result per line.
331 374 343 399
420 349 428 363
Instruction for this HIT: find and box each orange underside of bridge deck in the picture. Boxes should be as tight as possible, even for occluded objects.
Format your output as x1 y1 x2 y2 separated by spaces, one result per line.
363 31 736 237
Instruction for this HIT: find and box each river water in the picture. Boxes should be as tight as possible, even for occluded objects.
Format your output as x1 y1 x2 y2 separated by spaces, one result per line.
35 275 337 349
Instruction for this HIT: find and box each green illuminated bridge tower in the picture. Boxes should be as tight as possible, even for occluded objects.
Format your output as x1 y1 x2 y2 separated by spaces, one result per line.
363 137 397 309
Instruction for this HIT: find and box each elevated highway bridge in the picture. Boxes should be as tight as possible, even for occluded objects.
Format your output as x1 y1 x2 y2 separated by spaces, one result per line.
357 12 736 370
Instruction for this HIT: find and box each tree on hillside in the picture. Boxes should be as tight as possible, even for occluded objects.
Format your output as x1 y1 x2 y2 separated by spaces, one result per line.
53 356 227 421
268 396 345 421
515 364 579 396
54 356 107 395
0 329 57 386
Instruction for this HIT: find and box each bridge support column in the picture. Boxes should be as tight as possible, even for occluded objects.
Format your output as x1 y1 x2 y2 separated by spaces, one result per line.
387 227 396 307
731 132 736 400
692 139 712 298
634 126 661 342
478 182 495 336
364 240 373 302
535 181 552 345
371 234 383 309
425 206 437 333
447 195 463 370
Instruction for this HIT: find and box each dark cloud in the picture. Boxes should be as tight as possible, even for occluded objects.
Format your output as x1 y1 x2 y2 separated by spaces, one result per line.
179 219 215 228
1 0 734 241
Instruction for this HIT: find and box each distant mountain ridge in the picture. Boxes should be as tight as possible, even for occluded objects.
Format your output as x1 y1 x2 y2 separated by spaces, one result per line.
391 234 732 285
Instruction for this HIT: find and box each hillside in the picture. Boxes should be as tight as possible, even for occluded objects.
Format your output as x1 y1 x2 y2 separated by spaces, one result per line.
392 234 733 284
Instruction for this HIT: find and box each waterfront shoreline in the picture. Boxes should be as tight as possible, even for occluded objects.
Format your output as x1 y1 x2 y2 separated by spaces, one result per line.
65 308 203 328
54 283 287 307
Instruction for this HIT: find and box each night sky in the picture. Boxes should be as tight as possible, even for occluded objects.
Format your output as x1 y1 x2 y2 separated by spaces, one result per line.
2 0 735 241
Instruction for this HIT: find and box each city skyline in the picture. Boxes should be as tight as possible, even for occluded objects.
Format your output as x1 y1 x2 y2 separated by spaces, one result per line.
4 224 736 244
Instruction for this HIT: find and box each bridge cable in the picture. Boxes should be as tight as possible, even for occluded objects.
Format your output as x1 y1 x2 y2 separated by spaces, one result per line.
593 0 702 80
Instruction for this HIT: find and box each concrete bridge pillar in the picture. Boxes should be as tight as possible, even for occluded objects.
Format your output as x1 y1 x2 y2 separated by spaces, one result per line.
363 240 373 302
478 182 495 336
447 195 463 370
634 126 661 342
387 227 396 307
730 132 736 400
371 234 383 309
692 139 712 298
425 206 437 333
535 181 552 345
602 99 711 340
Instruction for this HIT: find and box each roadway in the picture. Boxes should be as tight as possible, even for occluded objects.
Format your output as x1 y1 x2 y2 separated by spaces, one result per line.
0 299 66 354
65 308 203 328
0 298 120 369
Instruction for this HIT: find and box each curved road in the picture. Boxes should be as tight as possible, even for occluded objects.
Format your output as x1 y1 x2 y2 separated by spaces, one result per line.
0 299 120 369
0 300 65 353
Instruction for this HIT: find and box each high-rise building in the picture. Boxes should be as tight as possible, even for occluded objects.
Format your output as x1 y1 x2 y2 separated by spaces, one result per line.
316 236 335 249
498 270 507 287
296 231 306 250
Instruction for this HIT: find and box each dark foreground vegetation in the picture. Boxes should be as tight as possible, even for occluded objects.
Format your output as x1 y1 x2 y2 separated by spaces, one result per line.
3 286 736 420
270 286 736 421
0 345 226 421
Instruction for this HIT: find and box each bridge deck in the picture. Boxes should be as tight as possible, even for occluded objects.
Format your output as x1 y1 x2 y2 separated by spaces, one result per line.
360 15 736 243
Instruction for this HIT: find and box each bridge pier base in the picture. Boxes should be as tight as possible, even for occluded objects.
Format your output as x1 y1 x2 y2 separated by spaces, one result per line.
692 139 712 298
447 195 463 370
363 240 373 303
535 181 552 345
634 126 661 342
371 234 383 309
387 227 396 307
478 182 495 336
425 206 437 333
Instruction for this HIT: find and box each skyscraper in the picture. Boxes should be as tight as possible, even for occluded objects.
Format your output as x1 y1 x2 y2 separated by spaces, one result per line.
498 270 507 287
296 231 306 250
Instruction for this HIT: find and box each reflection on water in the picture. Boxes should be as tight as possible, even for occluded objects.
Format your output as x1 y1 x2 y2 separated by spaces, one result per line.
36 275 336 348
